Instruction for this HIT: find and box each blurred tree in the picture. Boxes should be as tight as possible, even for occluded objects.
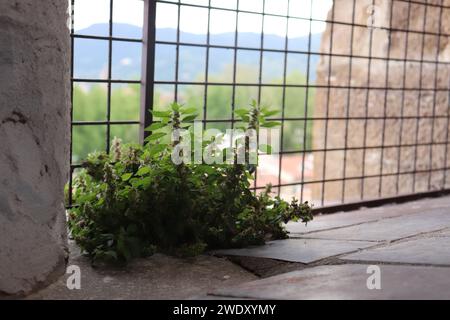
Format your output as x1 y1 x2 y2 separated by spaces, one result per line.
72 66 314 162
72 84 140 163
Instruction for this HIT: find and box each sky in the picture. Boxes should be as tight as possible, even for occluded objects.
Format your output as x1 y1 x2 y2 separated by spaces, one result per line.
73 0 333 37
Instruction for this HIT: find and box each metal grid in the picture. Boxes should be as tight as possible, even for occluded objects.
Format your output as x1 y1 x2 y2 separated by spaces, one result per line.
70 0 450 212
69 0 144 206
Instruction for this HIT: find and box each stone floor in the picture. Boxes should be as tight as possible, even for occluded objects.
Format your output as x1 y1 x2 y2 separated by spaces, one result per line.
209 196 450 300
30 196 450 300
28 241 257 300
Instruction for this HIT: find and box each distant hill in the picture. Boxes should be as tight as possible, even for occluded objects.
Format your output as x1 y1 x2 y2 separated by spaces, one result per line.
74 23 322 82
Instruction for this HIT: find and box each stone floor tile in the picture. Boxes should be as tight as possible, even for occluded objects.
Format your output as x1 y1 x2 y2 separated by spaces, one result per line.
287 197 450 235
209 264 450 300
341 235 450 266
212 239 376 264
300 209 450 242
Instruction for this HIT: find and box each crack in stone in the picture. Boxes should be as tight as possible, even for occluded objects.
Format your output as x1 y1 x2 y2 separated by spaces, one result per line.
219 226 450 280
1 110 27 125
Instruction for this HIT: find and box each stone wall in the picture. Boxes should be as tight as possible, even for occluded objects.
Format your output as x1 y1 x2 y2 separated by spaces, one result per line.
0 1 70 295
313 0 450 204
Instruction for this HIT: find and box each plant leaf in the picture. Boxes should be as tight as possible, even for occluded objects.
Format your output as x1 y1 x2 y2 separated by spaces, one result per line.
144 122 166 131
145 132 167 141
171 102 181 112
262 110 279 117
234 109 249 117
182 114 198 122
149 143 167 156
180 107 198 114
150 110 171 118
241 115 250 123
261 121 281 128
136 167 151 176
121 173 133 181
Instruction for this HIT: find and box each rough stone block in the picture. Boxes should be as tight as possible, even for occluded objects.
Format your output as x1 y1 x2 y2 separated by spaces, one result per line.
0 0 70 295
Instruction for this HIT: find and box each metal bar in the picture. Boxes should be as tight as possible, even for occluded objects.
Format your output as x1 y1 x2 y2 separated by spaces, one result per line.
153 39 450 66
72 78 141 84
257 0 265 105
140 0 157 142
341 0 357 203
312 189 450 215
427 3 444 189
442 66 450 188
320 2 336 206
253 166 450 190
202 0 212 130
277 0 290 197
378 0 395 197
412 3 429 193
151 80 448 90
106 0 113 152
174 2 181 102
360 0 376 200
395 4 411 195
300 0 314 204
230 0 240 151
73 120 140 126
275 141 450 155
395 0 412 195
254 0 266 190
72 34 142 43
139 114 450 122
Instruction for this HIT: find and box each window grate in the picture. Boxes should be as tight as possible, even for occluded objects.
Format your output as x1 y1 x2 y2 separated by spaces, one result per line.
69 0 450 213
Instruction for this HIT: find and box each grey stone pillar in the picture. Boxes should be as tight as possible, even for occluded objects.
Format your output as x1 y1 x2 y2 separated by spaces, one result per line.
0 1 70 295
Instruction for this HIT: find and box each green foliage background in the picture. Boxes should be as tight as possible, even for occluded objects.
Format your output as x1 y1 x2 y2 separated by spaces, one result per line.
72 66 314 163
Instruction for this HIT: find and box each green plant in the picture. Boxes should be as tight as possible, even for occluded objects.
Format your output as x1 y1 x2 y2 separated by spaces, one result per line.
68 101 313 264
72 68 314 162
